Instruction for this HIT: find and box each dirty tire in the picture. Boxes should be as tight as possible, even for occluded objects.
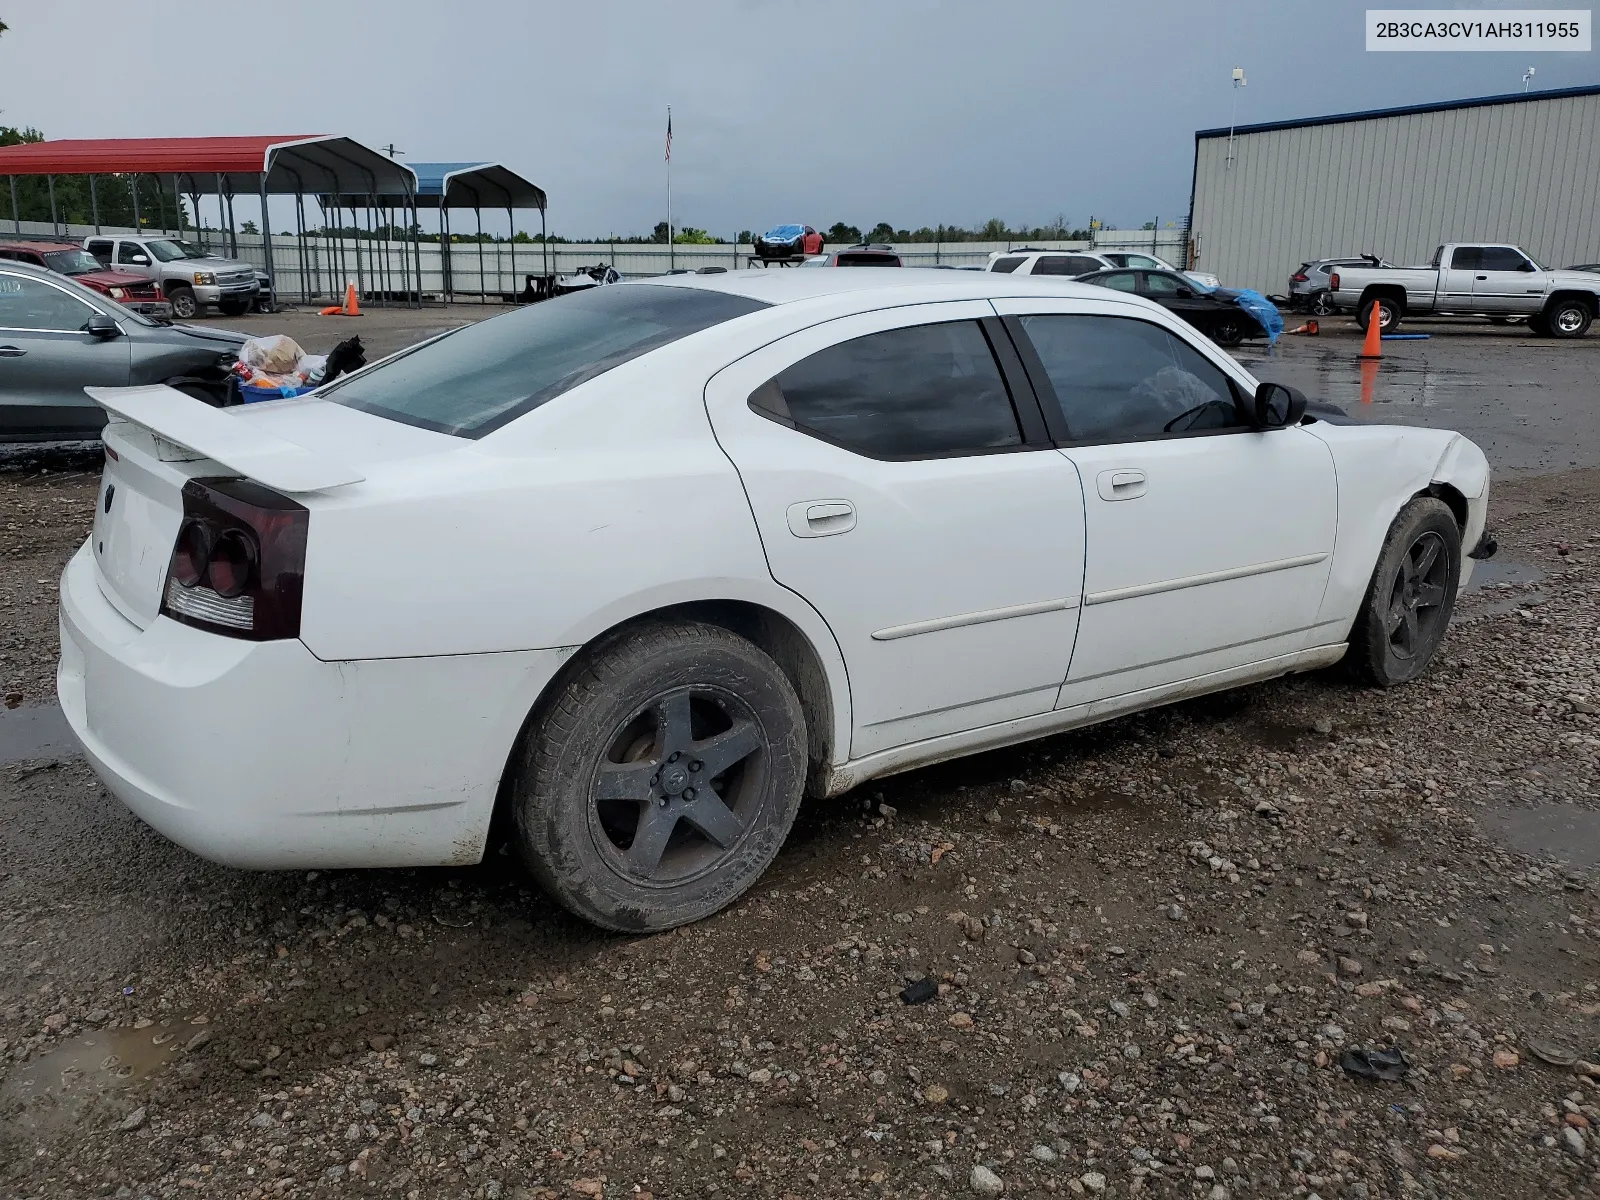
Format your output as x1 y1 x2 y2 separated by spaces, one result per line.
1544 297 1593 339
1348 497 1461 688
511 620 806 931
1357 296 1400 333
168 285 198 320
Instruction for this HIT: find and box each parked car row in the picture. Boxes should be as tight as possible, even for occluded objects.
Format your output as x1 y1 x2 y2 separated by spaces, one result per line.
84 234 260 319
0 241 172 318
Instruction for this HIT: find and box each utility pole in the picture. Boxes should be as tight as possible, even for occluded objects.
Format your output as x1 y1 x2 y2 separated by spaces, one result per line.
1226 68 1247 170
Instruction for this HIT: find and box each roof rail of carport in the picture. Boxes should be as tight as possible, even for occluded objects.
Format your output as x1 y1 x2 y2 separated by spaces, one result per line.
0 135 419 198
401 162 546 211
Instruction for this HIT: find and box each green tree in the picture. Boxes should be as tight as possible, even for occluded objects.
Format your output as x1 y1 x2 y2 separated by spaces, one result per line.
673 226 720 244
867 222 896 243
240 219 259 235
651 221 670 244
826 221 861 244
979 217 1009 240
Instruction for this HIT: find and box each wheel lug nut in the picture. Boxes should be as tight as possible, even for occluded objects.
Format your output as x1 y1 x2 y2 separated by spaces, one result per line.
689 760 702 772
668 752 681 763
683 787 696 801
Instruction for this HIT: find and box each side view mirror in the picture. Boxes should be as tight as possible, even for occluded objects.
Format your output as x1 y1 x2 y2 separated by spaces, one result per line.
129 255 150 265
1175 286 1194 298
85 313 122 339
1519 261 1537 272
1253 381 1308 428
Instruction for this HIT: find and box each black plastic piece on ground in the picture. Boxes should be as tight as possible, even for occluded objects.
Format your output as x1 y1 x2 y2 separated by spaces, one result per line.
1469 531 1499 561
900 978 938 1006
1340 1047 1409 1081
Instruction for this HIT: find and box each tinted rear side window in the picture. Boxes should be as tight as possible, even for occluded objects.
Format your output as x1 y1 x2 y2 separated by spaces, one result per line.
990 256 1025 274
321 284 768 437
749 321 1022 458
1450 246 1482 270
834 252 900 266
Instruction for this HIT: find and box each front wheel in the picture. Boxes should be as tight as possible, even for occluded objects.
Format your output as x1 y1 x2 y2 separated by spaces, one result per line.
1357 296 1401 333
511 620 806 931
1545 297 1593 339
167 285 198 320
1211 317 1245 347
1348 497 1461 687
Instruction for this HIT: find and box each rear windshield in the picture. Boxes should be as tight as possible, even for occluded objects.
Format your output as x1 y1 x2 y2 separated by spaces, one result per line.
320 284 769 437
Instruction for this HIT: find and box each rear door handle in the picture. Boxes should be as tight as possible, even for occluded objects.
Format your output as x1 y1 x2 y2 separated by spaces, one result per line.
1096 469 1147 501
0 345 25 358
787 499 856 537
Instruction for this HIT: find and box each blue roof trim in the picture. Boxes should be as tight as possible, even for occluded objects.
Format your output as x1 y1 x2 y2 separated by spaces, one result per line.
408 161 493 198
1195 82 1600 139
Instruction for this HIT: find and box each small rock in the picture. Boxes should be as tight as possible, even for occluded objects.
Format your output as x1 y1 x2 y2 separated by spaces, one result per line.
747 1068 772 1084
970 1164 1005 1195
1337 957 1364 978
418 1053 439 1068
949 1012 974 1029
1344 911 1369 930
117 1107 147 1133
923 1083 949 1104
1312 718 1334 735
1492 1048 1520 1070
368 1034 394 1052
1562 1126 1586 1157
878 802 898 819
1058 1070 1081 1093
985 809 1004 825
1016 948 1037 966
964 917 986 942
1109 999 1131 1018
1009 779 1028 794
184 1029 213 1053
1030 1144 1058 1163
1079 1172 1107 1193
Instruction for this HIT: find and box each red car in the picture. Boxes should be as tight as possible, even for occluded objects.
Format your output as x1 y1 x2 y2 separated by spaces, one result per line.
0 241 173 318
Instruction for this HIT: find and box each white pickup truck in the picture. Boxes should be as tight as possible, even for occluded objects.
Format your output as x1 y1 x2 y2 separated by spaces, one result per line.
1329 242 1600 338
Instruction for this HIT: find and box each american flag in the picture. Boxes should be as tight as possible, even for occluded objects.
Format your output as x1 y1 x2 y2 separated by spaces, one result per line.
665 108 673 163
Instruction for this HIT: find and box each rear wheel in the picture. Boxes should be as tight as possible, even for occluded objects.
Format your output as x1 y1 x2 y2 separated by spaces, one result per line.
1357 296 1401 333
1348 497 1461 687
511 620 806 931
1309 290 1337 317
167 285 198 320
1545 297 1593 339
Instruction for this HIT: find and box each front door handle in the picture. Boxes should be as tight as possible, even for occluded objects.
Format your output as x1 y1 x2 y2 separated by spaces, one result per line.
1475 275 1488 280
0 345 25 358
1096 469 1147 501
787 499 856 537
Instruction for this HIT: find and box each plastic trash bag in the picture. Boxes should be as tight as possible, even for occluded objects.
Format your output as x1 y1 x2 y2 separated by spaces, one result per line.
1231 289 1284 345
239 335 305 376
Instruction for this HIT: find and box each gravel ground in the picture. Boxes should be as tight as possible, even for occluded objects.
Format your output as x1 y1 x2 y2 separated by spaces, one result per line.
2 462 1600 1199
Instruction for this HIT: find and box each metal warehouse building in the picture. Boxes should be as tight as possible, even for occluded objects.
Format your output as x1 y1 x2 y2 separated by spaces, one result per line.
1188 83 1600 296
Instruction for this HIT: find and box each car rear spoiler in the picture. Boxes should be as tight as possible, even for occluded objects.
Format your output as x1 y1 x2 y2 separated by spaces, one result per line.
86 384 365 494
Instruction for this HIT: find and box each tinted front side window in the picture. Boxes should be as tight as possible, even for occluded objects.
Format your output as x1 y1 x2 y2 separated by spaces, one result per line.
1094 272 1138 292
751 321 1021 458
1142 273 1187 294
990 256 1025 274
322 284 768 437
1478 246 1528 271
1019 315 1243 442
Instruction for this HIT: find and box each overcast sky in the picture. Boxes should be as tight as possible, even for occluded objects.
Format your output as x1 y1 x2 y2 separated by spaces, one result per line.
1 0 1594 237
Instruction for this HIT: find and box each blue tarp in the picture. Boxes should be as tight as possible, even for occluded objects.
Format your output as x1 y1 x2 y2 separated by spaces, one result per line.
1231 288 1284 344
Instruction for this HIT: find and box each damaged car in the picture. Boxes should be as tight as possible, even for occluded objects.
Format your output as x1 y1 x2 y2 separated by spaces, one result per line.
60 270 1492 931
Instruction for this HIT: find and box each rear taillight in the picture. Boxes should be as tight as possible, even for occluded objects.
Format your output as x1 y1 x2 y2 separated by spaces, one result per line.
159 477 307 640
1329 273 1341 290
1290 272 1308 282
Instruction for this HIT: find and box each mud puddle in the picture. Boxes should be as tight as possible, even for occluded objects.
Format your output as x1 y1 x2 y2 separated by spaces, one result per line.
0 703 77 766
1466 558 1546 591
1480 804 1600 868
0 1017 209 1136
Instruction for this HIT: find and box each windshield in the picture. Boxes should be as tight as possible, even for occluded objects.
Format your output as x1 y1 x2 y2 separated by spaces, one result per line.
146 239 208 262
43 249 107 276
320 283 769 437
766 225 803 238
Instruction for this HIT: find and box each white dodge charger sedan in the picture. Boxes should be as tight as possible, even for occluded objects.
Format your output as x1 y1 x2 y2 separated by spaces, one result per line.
58 270 1492 930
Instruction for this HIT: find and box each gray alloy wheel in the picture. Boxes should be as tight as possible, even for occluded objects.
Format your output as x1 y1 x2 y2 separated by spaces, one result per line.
1211 316 1245 347
1309 290 1337 317
168 285 198 320
1358 296 1400 333
511 620 806 931
1546 298 1593 339
1348 497 1461 687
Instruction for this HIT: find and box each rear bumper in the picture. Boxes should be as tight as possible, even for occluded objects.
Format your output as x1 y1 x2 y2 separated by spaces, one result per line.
57 541 571 869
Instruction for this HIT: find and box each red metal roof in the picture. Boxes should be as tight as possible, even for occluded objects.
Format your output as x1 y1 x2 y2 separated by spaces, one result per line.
0 136 326 175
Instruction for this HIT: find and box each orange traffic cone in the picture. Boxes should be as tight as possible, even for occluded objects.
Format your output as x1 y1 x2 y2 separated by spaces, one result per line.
318 304 343 316
1359 301 1383 359
344 282 362 317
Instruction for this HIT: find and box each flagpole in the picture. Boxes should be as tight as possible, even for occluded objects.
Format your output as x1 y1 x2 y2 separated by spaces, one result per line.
666 105 674 272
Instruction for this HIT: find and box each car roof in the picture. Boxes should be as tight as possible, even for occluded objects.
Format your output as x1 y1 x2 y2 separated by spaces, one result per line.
633 266 1126 306
0 240 90 253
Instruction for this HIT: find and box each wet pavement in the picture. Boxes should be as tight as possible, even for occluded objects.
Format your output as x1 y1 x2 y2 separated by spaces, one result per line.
0 702 76 765
1235 319 1600 475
